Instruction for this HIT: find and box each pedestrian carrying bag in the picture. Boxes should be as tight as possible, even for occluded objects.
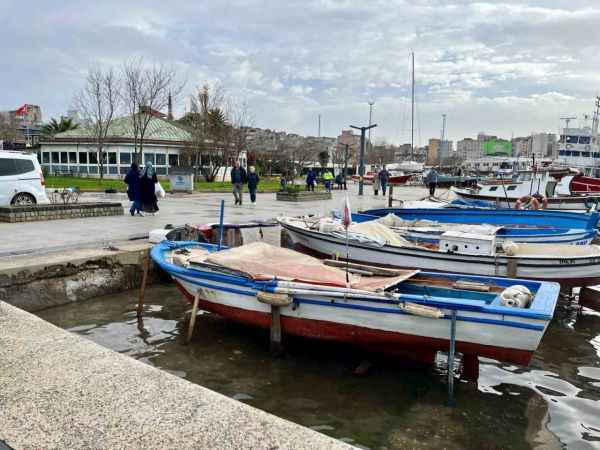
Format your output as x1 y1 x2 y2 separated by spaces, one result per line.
155 182 166 198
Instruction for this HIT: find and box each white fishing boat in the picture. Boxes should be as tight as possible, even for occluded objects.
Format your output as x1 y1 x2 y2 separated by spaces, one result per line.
152 240 559 367
278 216 600 288
452 169 600 210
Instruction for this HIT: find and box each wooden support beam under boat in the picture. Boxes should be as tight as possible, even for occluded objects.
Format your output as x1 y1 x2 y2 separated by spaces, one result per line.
257 291 291 356
137 254 150 318
579 286 600 312
186 291 201 344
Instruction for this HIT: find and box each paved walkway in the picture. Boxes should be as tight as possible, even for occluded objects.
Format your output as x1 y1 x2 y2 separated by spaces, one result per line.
1 185 434 256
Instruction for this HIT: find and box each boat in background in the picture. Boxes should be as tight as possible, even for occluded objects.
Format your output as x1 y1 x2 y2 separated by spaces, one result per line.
279 216 600 288
359 207 600 230
152 240 559 367
351 212 597 246
452 169 600 210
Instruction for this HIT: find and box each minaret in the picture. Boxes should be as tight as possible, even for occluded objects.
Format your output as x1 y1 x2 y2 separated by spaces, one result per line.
167 92 173 121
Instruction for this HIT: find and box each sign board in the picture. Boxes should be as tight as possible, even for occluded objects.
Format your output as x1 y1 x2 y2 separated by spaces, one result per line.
483 138 512 156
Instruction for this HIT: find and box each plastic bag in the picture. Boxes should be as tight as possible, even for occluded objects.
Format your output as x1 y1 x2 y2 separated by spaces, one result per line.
155 182 166 199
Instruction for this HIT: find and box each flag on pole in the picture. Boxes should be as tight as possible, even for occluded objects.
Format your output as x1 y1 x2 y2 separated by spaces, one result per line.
342 193 352 229
14 104 27 116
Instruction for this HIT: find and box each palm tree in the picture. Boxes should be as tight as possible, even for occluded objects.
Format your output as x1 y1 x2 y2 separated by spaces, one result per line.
41 117 79 137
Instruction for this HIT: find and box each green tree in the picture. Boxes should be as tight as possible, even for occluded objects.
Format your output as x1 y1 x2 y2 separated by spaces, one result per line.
41 117 79 137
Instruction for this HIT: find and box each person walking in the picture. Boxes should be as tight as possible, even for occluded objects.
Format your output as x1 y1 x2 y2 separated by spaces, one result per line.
323 170 334 193
231 161 247 205
247 166 260 204
306 168 316 192
379 166 390 196
140 161 159 215
425 168 439 197
124 162 142 216
373 167 381 196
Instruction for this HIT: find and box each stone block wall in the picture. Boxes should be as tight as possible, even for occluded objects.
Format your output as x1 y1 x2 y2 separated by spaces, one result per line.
0 203 124 223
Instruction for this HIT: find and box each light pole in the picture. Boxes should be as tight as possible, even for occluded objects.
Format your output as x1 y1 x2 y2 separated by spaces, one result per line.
350 123 377 196
368 101 375 144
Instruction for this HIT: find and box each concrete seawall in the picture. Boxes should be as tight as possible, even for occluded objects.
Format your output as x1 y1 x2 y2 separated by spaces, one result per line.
0 301 355 450
0 241 157 312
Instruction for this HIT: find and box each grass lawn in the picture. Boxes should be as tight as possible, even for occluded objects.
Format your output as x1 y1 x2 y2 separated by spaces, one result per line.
44 176 282 193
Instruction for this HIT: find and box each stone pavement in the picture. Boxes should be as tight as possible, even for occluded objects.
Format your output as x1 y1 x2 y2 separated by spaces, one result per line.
0 184 433 256
0 301 356 450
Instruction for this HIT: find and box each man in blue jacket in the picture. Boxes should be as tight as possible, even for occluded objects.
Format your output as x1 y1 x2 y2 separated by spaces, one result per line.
231 161 247 205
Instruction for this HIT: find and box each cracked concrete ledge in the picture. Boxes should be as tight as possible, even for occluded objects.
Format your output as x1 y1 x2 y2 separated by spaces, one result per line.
0 241 157 312
0 302 356 450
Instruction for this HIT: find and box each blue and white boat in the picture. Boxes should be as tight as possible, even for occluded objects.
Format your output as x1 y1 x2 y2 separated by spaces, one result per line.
152 240 559 368
360 207 600 230
351 212 598 246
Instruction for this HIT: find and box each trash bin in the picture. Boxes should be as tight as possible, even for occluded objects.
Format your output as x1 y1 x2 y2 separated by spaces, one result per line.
168 167 194 193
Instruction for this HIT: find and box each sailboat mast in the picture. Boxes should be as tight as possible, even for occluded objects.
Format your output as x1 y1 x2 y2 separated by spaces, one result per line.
411 52 415 160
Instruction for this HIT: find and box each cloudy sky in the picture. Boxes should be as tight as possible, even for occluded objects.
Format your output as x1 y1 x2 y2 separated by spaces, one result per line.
1 0 599 144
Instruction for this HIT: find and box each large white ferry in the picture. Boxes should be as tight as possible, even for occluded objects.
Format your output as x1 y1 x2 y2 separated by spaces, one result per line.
555 97 600 177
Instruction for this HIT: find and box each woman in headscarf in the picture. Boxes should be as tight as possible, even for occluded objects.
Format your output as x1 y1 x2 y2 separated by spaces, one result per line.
124 162 142 216
140 161 159 215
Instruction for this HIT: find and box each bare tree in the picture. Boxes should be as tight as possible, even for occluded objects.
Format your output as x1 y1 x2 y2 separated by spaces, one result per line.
122 58 184 162
74 67 121 179
0 114 18 146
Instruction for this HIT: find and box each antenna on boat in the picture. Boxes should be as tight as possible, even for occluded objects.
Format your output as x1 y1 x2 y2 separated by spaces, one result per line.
411 51 415 161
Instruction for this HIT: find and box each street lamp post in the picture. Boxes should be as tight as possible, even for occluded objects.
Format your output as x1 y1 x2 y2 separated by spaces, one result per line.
350 123 377 196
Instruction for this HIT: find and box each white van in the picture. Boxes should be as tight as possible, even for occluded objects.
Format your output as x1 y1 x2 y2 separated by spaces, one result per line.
0 151 50 206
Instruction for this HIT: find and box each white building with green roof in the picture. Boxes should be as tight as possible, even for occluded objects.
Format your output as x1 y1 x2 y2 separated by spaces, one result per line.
39 115 192 178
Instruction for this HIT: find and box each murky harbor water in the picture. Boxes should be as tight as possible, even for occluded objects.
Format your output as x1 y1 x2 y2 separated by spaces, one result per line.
38 285 600 449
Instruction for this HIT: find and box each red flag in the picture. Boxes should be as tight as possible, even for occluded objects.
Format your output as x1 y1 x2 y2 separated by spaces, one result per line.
15 104 27 116
342 193 352 228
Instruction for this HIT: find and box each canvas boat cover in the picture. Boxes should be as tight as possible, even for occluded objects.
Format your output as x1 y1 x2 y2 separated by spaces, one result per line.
377 213 501 236
190 242 417 291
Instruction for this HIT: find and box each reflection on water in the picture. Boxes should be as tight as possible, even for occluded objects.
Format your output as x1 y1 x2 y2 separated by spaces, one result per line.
38 285 600 449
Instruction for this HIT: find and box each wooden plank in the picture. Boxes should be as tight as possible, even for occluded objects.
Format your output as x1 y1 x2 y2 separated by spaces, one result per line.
323 259 415 277
186 291 201 344
270 305 283 356
136 254 150 318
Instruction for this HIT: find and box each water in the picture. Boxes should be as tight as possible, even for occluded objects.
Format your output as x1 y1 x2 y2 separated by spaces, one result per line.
38 285 600 449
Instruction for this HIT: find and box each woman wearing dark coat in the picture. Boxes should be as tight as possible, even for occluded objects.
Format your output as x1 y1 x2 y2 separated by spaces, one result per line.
140 162 159 215
247 166 260 204
124 163 142 216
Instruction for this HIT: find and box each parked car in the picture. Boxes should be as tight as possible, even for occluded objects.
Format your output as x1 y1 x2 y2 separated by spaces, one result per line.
0 151 49 206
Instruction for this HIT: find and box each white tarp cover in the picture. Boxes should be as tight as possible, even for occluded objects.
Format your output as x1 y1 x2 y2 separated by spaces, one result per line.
203 242 415 290
348 221 413 247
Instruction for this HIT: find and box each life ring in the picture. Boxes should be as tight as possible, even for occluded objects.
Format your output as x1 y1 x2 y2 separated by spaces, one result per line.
515 194 547 210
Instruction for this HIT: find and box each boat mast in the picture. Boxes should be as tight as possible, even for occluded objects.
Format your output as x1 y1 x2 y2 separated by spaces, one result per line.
440 114 446 168
411 52 415 161
593 96 600 136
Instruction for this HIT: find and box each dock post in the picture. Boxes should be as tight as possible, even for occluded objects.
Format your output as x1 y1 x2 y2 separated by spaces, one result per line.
217 200 225 250
270 305 283 356
137 253 150 318
186 291 201 344
388 184 394 207
447 309 457 407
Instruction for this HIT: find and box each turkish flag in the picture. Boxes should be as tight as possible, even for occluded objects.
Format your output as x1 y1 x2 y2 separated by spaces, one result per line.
15 104 27 116
342 193 352 229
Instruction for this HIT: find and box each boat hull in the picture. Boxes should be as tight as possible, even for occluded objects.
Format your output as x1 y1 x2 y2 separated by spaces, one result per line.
280 222 600 288
172 277 539 366
361 207 600 229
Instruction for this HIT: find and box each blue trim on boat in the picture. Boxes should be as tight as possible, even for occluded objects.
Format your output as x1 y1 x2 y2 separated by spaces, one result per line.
295 298 545 331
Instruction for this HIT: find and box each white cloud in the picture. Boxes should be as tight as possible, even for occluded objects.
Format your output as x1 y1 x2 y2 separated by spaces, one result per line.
0 0 599 143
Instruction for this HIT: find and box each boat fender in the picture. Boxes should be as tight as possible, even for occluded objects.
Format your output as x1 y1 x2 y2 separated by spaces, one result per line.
515 195 546 210
502 241 519 256
257 291 292 307
399 302 444 319
500 285 532 308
